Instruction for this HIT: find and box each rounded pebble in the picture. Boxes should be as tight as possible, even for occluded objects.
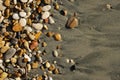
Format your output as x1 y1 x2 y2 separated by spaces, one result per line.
42 11 50 19
4 48 16 60
12 13 19 20
19 11 27 17
42 5 51 11
19 18 27 26
32 23 43 30
52 50 59 57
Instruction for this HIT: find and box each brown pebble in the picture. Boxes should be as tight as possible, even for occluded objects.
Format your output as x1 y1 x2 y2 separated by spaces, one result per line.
46 31 54 37
54 3 60 10
30 40 38 50
4 0 10 7
53 68 59 74
34 31 42 40
40 66 45 71
48 64 56 71
31 61 39 69
44 0 52 4
53 33 62 41
42 42 47 47
37 6 42 13
37 75 43 80
12 23 23 32
27 18 32 26
4 8 10 18
66 13 78 29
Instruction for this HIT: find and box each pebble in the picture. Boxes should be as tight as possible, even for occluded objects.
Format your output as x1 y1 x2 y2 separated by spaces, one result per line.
12 23 23 32
42 11 50 19
4 0 10 7
0 16 4 23
53 33 62 41
10 57 17 64
66 13 78 29
24 54 31 62
18 57 26 67
34 31 42 40
0 4 6 11
45 62 51 68
24 26 33 33
42 42 47 47
4 48 16 60
31 61 39 69
13 0 17 4
1 46 10 53
42 5 51 11
27 64 31 72
19 18 27 26
32 23 43 30
52 50 59 57
0 72 8 79
0 41 5 48
12 13 20 20
15 77 21 80
20 0 28 3
49 16 55 24
54 3 60 10
24 41 31 52
28 33 35 40
44 0 52 4
30 40 38 50
19 11 27 18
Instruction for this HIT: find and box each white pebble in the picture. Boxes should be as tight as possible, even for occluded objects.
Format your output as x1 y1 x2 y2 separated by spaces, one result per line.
19 11 26 18
24 54 31 62
49 16 55 24
42 11 50 19
32 23 43 30
53 50 59 57
24 26 33 33
12 13 19 20
48 77 53 80
20 0 28 3
42 5 51 11
0 16 4 23
13 0 17 4
19 18 27 26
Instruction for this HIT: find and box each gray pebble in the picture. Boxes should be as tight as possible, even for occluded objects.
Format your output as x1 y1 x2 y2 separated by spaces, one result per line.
4 48 16 60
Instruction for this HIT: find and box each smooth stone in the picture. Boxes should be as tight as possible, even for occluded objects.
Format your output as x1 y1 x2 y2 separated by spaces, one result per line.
13 0 17 4
42 11 50 19
19 11 26 18
0 4 6 11
42 5 51 11
4 48 16 60
20 0 28 3
32 23 43 30
19 18 27 26
52 50 59 57
24 26 32 32
49 16 55 24
12 13 19 20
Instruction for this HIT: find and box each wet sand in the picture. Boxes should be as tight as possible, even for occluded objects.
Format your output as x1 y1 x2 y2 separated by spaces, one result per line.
28 0 120 80
1 0 120 80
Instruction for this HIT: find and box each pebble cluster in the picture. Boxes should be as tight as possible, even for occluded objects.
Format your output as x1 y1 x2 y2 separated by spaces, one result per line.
0 0 78 80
